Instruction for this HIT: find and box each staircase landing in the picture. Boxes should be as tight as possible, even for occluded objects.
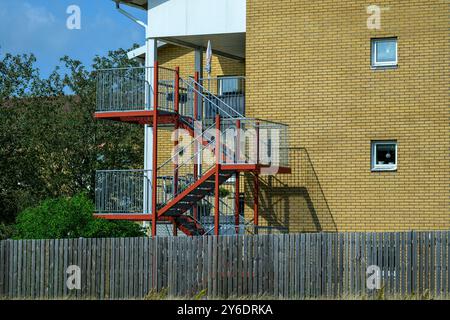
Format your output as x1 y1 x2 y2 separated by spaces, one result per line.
94 110 183 126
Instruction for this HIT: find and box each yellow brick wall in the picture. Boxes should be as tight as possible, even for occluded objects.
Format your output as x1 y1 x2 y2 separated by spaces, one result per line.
245 0 449 232
159 44 245 79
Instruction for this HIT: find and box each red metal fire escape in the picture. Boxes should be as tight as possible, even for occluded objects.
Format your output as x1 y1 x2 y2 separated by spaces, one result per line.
94 62 291 236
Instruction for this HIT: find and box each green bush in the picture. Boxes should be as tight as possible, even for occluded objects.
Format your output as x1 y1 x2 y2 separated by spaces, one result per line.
15 193 145 239
219 187 231 198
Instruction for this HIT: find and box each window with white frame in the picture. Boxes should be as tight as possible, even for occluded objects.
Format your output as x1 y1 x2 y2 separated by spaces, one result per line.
371 38 397 68
371 141 397 171
218 76 241 95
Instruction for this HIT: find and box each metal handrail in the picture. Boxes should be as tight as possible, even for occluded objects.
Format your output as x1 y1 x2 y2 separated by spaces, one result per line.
156 121 217 170
188 78 245 119
220 117 289 128
173 139 215 173
95 66 176 72
156 142 217 208
181 78 237 119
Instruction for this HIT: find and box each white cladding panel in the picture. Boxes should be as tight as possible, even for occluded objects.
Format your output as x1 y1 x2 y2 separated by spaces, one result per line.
147 0 245 38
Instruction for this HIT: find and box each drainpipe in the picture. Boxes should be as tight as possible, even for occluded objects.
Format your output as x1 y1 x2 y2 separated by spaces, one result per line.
115 1 147 29
115 1 157 232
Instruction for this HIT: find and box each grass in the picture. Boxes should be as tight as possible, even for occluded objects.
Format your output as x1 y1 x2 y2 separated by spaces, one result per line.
2 287 447 300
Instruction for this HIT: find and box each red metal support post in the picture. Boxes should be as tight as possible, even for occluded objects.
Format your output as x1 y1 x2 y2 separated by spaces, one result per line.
234 119 241 234
173 66 180 236
256 121 260 166
234 173 240 234
172 221 178 236
254 173 259 234
193 71 200 221
151 61 159 237
214 114 221 236
254 121 260 234
173 67 180 195
174 67 180 114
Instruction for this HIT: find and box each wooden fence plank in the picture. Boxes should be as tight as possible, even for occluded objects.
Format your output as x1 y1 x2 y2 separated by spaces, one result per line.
273 235 278 298
212 236 218 297
299 233 305 299
0 241 4 297
400 232 406 296
207 236 213 297
305 233 311 298
389 233 394 296
430 232 436 297
360 233 366 297
425 232 430 295
3 241 9 297
104 238 110 299
407 232 412 295
288 234 296 297
281 234 287 298
436 232 441 297
446 231 450 297
442 232 448 297
394 232 400 295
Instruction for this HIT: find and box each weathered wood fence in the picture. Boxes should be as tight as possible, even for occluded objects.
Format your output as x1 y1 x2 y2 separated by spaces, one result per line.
1 231 449 299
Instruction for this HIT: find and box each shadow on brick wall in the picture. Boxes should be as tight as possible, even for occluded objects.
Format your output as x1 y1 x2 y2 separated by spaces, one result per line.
244 147 337 233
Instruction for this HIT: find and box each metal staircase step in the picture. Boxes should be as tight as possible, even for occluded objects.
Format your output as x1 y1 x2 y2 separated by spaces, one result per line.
157 166 237 236
173 214 206 236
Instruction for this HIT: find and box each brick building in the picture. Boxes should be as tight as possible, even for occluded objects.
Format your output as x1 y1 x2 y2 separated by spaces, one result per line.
94 0 449 235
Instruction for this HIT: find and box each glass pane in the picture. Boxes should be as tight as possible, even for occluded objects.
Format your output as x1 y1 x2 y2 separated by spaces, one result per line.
220 78 239 95
375 144 396 165
376 40 397 63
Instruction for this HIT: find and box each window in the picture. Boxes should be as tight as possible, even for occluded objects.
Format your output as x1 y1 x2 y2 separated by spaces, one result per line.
218 76 242 95
371 38 397 68
371 141 397 171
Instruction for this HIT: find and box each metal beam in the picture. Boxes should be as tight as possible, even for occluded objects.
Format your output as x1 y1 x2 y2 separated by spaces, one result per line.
113 0 147 10
159 37 245 62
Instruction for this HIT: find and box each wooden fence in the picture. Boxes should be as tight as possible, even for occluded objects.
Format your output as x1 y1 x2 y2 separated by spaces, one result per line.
1 231 449 299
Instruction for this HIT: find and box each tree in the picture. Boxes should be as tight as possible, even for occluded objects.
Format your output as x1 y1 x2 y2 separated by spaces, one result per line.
0 46 144 224
15 193 145 239
0 223 15 240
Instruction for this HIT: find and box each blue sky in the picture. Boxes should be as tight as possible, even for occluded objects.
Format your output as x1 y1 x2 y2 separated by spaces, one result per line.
0 0 146 77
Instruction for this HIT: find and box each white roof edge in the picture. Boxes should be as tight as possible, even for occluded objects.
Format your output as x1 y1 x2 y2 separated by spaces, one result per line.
127 41 166 60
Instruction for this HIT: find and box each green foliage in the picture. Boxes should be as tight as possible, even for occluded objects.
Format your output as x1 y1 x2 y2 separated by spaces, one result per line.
219 187 231 198
0 223 16 240
144 288 169 300
376 285 385 300
0 46 144 224
15 193 145 239
193 289 208 300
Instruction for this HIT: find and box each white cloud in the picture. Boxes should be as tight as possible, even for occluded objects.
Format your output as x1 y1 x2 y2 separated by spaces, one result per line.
23 2 56 28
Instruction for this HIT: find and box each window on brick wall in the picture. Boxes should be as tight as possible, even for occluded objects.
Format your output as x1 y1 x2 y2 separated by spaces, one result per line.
218 76 242 95
371 38 398 68
371 141 397 171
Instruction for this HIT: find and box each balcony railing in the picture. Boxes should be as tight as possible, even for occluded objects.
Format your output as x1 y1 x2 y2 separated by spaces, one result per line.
219 118 290 169
95 68 245 119
95 169 151 215
95 169 196 215
95 66 179 113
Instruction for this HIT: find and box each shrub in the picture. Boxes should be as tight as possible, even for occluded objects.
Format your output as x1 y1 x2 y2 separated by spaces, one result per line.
15 193 145 239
